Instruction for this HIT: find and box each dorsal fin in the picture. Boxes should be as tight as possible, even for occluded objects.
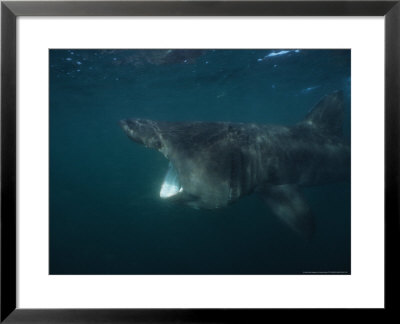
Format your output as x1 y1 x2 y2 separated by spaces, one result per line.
302 91 344 136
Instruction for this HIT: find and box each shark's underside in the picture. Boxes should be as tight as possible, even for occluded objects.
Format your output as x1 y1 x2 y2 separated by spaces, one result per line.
120 91 350 238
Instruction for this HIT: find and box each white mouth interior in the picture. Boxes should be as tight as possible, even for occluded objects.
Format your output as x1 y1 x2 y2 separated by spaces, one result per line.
160 162 182 198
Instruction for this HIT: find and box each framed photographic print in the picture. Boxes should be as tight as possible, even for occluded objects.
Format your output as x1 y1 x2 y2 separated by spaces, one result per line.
1 0 399 322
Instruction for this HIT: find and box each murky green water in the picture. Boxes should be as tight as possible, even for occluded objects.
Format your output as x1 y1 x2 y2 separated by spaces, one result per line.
50 49 350 274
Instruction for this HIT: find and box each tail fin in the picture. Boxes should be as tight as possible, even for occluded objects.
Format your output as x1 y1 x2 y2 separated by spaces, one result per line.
302 91 345 137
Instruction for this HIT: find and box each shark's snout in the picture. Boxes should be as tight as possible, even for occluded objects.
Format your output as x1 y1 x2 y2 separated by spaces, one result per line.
120 119 162 149
120 119 139 142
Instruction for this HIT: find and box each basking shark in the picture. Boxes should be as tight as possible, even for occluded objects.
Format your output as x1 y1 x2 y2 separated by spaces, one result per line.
120 91 350 238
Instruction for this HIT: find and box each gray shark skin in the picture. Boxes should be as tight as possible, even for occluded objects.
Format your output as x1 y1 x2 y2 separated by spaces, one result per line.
120 91 350 238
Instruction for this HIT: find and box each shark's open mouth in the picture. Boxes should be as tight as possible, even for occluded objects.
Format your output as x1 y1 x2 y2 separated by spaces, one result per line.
160 162 182 198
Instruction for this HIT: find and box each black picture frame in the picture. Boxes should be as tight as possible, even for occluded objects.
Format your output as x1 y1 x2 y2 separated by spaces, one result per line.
1 0 399 322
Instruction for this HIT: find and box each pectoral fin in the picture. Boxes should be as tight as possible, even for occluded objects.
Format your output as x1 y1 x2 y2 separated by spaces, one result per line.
260 185 315 239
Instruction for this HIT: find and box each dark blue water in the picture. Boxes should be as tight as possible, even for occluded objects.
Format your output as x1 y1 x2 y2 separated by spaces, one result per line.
49 49 350 274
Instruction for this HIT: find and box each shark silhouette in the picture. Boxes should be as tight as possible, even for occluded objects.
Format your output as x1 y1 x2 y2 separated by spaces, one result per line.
120 91 350 239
